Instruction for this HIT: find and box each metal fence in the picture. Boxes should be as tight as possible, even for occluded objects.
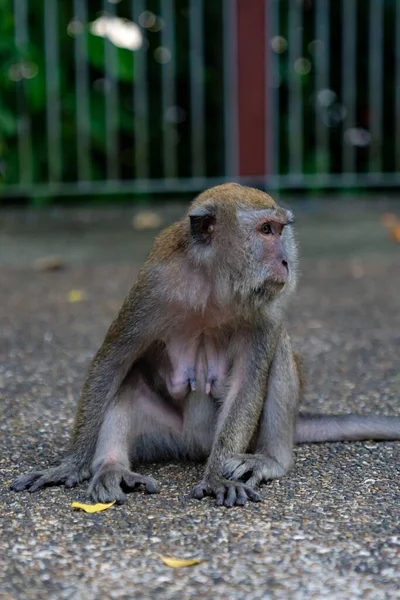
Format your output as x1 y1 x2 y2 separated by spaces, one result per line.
2 0 400 199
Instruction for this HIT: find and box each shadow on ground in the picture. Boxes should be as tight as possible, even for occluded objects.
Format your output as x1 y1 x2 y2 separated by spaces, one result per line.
1 199 400 599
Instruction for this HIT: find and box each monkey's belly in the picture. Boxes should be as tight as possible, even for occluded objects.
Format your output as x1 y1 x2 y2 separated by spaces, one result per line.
162 333 229 400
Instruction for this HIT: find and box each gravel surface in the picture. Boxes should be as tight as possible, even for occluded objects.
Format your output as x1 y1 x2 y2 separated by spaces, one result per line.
1 201 400 599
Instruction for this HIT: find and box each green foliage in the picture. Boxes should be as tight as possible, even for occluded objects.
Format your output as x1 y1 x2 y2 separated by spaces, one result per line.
0 0 224 200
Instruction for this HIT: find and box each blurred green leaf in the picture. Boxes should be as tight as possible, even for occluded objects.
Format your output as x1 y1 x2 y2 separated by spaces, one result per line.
0 103 17 135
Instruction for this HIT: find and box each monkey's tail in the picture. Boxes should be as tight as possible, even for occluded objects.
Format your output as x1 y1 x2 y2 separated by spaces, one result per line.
295 413 400 444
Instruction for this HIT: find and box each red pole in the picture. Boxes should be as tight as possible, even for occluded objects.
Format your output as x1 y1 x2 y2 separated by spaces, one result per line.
236 0 267 177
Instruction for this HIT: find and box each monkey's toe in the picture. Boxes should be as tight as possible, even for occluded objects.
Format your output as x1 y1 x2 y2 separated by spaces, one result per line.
122 472 159 494
89 467 159 503
11 472 43 492
11 463 88 493
192 477 262 507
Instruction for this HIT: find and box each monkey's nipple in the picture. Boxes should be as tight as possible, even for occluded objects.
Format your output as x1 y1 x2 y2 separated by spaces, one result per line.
205 375 217 395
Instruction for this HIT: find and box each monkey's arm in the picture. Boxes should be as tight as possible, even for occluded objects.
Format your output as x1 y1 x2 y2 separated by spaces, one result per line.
222 329 300 488
193 328 281 507
11 273 164 493
71 292 154 463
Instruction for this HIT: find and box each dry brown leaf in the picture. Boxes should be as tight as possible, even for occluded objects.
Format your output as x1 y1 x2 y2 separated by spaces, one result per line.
34 256 65 271
132 211 163 230
71 501 115 513
159 555 204 568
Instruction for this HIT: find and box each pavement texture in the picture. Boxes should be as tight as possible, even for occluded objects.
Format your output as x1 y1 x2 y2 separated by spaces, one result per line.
1 198 400 600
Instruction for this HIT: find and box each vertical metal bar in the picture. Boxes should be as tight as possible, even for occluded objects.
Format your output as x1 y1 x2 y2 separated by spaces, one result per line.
265 0 280 180
160 0 177 179
368 0 383 173
132 0 149 179
74 0 91 182
104 0 119 180
44 0 62 183
13 0 32 185
222 0 238 177
288 0 302 175
315 0 329 174
395 1 400 171
189 0 205 177
342 0 356 174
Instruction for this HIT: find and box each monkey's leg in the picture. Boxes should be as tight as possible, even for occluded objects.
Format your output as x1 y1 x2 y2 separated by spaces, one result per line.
222 331 299 487
88 375 183 503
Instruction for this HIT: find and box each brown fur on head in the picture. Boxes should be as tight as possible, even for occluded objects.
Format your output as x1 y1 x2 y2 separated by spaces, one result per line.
189 182 277 212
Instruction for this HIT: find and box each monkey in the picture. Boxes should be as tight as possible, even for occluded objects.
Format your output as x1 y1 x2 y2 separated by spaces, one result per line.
11 183 400 507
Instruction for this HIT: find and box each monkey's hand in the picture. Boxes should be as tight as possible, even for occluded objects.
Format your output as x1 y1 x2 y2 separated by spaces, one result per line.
222 453 290 487
88 464 158 504
10 457 91 493
192 475 262 508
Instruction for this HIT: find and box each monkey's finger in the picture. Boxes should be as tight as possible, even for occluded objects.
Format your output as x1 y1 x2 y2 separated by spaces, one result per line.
231 464 250 480
65 476 79 488
10 472 42 491
222 456 252 480
246 474 263 489
28 475 56 493
235 487 248 506
215 489 226 506
242 485 262 503
224 485 237 508
192 485 206 500
123 473 159 494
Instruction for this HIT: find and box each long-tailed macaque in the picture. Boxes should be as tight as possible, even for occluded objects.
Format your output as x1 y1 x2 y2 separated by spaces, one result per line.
11 184 400 507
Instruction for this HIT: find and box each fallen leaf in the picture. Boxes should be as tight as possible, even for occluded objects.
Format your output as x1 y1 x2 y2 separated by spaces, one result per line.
132 211 163 230
389 225 400 242
159 555 204 568
71 501 115 513
34 256 65 271
68 289 85 303
381 213 399 228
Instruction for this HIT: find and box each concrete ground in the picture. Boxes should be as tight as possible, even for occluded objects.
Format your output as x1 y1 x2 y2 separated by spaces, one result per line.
1 198 400 599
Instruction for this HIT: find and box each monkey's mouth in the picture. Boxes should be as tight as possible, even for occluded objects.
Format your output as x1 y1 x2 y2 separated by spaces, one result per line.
254 280 285 296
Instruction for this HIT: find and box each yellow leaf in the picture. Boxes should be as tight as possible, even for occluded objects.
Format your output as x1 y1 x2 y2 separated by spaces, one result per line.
159 555 204 568
68 289 85 303
71 501 115 513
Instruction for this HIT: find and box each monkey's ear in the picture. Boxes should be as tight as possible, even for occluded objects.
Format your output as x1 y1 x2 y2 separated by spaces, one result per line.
188 207 216 244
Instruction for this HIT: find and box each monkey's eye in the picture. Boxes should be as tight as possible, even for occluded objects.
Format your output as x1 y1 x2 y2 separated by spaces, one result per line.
201 217 214 233
261 222 272 235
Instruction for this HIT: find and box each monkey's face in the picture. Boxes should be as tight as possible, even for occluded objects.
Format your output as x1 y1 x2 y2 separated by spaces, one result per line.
187 184 298 308
237 206 297 299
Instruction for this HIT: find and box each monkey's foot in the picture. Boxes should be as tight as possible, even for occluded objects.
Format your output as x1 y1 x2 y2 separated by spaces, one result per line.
222 453 291 487
10 461 91 493
88 465 159 504
192 475 262 508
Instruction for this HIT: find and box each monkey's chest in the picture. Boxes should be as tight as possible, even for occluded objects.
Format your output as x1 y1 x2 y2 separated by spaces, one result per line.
160 333 230 400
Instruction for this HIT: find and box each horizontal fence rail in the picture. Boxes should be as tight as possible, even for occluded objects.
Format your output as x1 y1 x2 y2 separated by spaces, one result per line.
1 0 399 200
